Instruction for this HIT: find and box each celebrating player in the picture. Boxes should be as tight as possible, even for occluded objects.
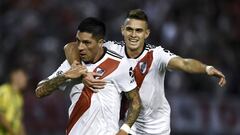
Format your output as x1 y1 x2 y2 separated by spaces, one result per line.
35 17 141 135
64 9 226 135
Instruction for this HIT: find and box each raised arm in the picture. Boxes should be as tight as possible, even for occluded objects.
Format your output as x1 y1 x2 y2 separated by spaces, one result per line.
167 57 226 87
35 63 87 98
64 42 106 90
117 88 141 135
64 42 80 65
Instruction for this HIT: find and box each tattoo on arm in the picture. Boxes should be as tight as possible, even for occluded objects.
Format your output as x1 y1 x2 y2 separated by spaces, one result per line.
35 75 68 98
125 88 141 127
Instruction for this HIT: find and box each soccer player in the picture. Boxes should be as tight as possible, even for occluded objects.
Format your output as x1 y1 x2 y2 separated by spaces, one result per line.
35 17 141 135
64 9 226 135
0 68 28 135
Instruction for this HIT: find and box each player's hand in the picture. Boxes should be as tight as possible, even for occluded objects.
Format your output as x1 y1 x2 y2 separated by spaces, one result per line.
83 72 106 92
64 61 87 79
116 130 128 135
206 66 226 87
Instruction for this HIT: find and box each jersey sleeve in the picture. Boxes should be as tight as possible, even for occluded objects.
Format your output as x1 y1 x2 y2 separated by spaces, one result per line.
41 60 71 91
153 46 178 71
114 58 137 93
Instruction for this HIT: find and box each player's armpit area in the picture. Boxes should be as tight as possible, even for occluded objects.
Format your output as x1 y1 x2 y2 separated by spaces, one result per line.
125 88 142 127
64 42 80 65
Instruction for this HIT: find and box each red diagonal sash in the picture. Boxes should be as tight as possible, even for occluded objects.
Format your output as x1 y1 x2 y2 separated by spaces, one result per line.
66 58 120 134
120 51 153 120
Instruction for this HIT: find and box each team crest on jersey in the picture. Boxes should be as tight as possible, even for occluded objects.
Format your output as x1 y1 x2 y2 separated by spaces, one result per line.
96 67 105 76
139 62 147 74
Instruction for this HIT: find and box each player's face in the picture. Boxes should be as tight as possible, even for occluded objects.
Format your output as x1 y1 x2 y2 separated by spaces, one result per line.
11 70 28 91
76 31 103 63
121 19 150 52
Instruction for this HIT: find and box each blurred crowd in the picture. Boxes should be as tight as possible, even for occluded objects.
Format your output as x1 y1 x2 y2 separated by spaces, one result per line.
1 0 239 135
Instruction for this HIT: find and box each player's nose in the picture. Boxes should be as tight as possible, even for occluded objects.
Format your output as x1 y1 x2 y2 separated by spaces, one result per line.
78 42 85 51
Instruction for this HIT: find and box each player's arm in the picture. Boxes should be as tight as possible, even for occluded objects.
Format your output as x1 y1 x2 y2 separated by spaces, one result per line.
0 113 15 135
125 88 141 126
64 42 106 90
167 57 226 87
35 64 87 98
117 88 141 135
64 42 80 64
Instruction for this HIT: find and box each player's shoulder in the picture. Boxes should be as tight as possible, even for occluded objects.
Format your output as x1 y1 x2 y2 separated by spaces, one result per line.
106 48 123 60
104 40 125 47
0 84 11 94
146 43 167 52
145 43 157 50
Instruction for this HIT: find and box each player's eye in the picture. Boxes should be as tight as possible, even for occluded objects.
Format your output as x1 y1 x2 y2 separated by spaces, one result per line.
83 41 91 45
136 29 143 33
126 27 133 32
76 38 80 44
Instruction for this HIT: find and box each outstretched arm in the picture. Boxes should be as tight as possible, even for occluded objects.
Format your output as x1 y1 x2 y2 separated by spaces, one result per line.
167 57 226 87
117 88 141 135
35 63 87 98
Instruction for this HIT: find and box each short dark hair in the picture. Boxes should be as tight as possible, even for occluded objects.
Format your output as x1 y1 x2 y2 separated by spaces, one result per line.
77 17 106 40
126 9 148 23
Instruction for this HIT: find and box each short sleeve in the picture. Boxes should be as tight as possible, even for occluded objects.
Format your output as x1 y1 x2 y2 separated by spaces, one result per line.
114 58 137 92
47 60 71 80
40 60 71 91
153 46 178 71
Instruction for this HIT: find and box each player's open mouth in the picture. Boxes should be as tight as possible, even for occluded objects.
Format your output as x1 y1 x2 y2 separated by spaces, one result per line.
80 53 87 57
129 38 139 44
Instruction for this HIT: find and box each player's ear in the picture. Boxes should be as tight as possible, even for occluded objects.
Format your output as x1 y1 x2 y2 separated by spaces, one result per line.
121 25 124 36
145 29 150 39
98 39 104 47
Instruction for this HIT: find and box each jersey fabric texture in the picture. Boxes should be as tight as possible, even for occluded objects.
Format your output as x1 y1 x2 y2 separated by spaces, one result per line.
104 41 178 135
46 47 136 135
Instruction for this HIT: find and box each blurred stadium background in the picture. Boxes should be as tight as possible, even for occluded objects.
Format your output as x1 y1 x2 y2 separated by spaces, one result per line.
1 0 239 135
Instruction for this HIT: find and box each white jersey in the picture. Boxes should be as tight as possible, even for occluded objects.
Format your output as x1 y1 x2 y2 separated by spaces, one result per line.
47 48 136 135
104 41 178 135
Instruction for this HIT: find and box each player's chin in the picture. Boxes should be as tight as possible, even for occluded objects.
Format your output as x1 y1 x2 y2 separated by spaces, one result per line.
80 57 88 62
128 43 140 50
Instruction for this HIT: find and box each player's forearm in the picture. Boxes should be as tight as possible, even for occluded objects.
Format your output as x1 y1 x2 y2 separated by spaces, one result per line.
35 75 68 98
125 89 141 127
181 59 207 74
64 42 80 65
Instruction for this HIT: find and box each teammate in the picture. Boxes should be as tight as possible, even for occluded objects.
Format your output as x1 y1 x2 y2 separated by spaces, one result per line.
0 68 28 135
64 9 226 135
35 17 141 135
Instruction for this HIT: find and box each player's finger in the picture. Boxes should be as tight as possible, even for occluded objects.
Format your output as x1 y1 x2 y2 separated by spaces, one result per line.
91 79 106 84
218 77 226 87
72 60 80 67
221 78 226 87
92 85 105 89
92 72 103 77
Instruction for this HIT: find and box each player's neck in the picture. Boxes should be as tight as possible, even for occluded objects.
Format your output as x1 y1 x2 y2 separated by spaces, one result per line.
126 44 145 59
10 82 20 92
93 47 105 63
